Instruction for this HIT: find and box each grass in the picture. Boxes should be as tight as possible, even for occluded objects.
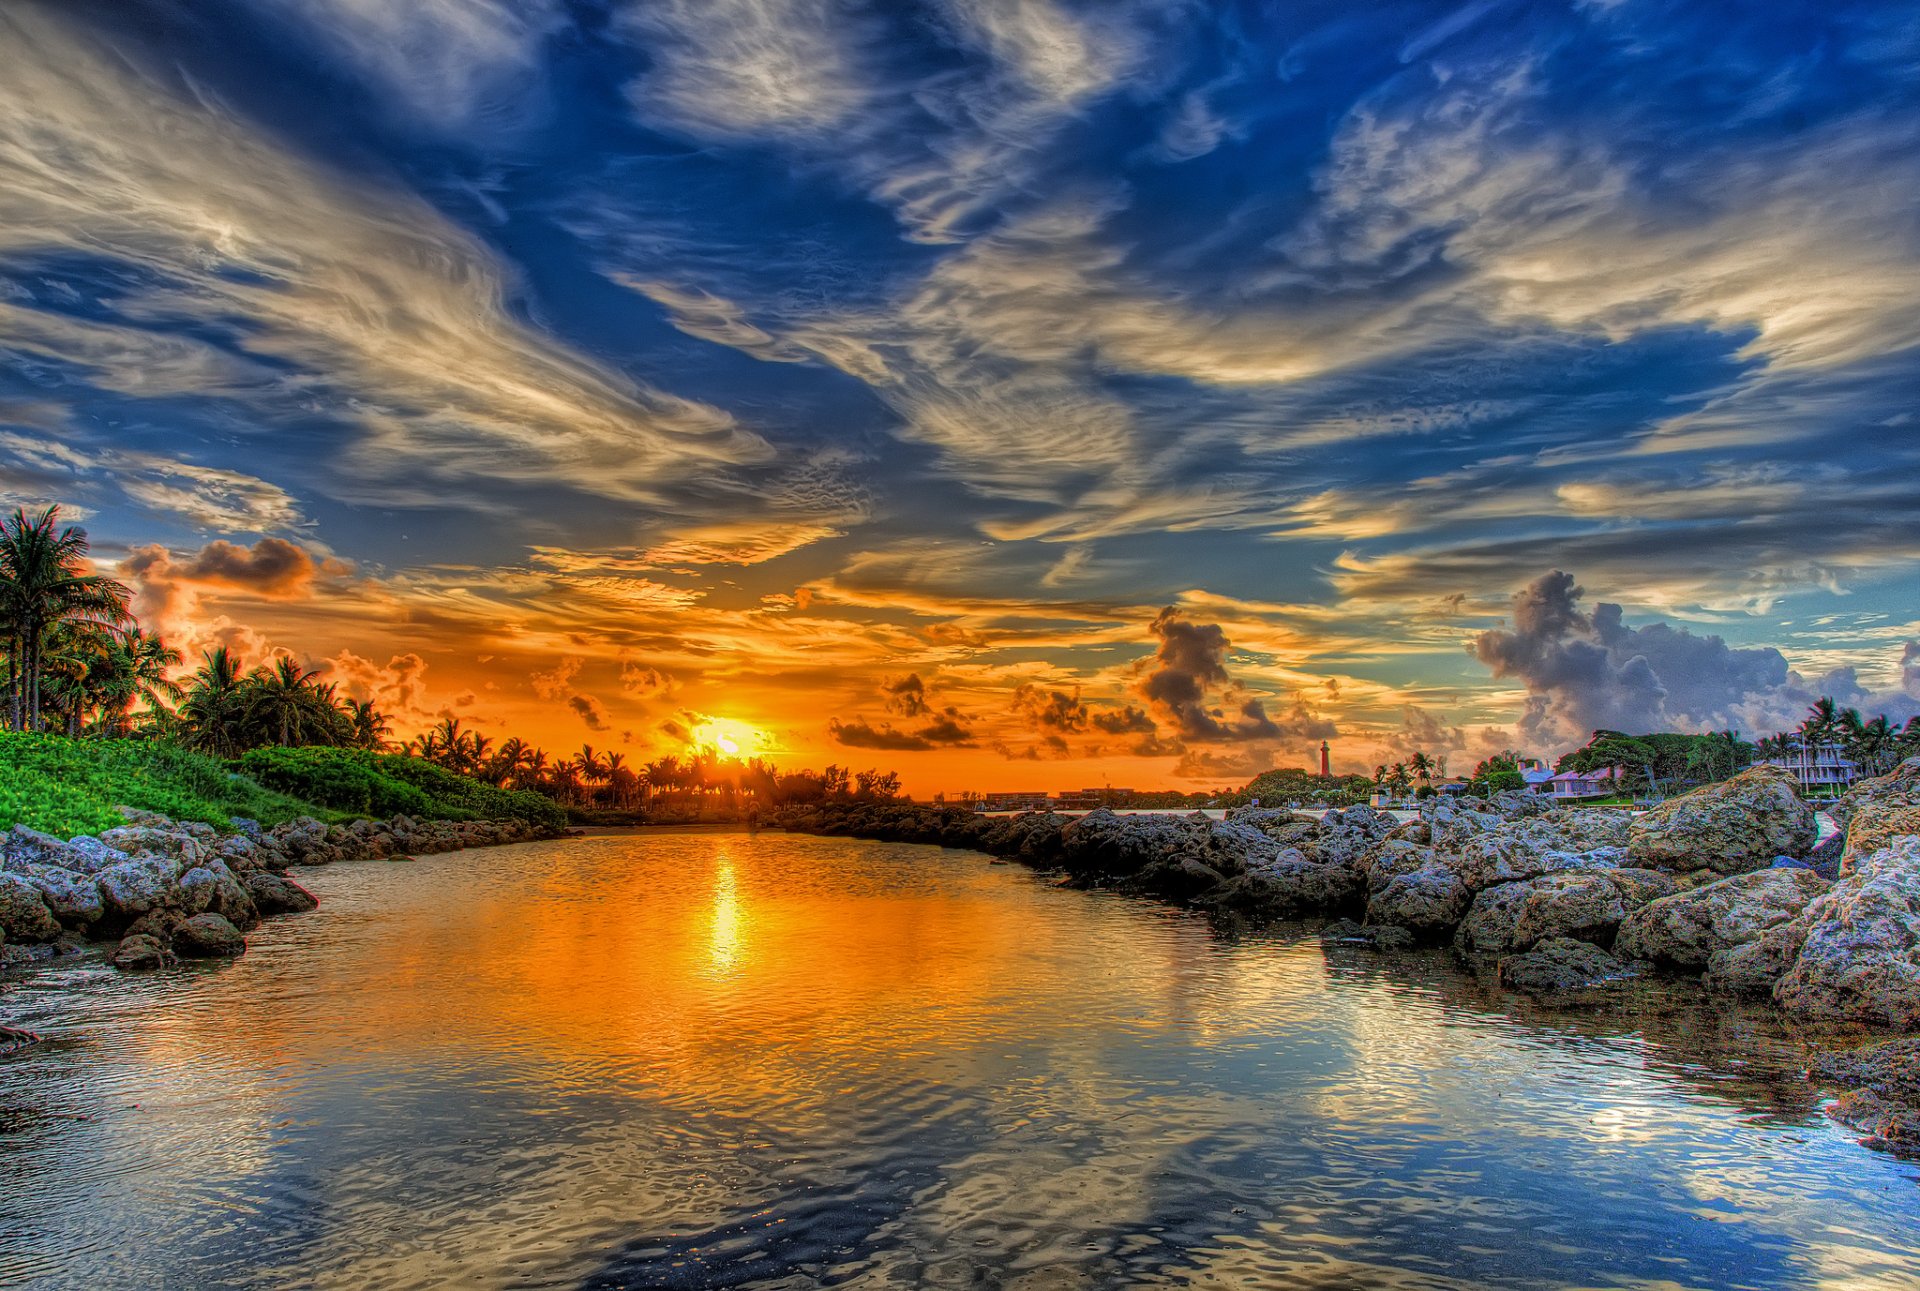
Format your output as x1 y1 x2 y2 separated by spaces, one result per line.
0 733 565 838
0 731 343 836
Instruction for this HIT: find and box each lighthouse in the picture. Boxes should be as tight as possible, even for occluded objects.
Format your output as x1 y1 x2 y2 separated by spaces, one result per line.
1319 741 1331 778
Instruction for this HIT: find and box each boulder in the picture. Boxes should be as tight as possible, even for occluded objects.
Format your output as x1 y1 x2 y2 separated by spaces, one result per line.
1628 766 1818 874
1225 850 1363 918
1321 919 1415 952
1306 805 1397 869
1828 757 1920 835
1615 868 1830 972
1497 938 1638 995
1362 839 1439 893
1366 864 1471 937
176 867 218 916
0 872 60 943
99 826 205 869
3 825 90 872
19 864 105 927
1453 881 1533 958
112 933 175 971
61 835 135 875
173 912 245 959
95 854 181 928
1811 1038 1920 1155
243 871 320 916
1510 868 1676 950
1840 802 1920 877
1774 838 1920 1029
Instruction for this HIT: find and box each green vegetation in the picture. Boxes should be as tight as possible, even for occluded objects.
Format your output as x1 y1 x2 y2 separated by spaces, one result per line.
236 747 564 829
0 731 345 835
1222 766 1375 808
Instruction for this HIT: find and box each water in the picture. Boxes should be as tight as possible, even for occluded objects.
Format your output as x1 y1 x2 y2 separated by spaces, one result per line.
1 830 1915 1290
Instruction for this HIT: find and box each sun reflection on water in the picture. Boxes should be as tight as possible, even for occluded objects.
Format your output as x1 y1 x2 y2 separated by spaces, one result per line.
707 851 742 977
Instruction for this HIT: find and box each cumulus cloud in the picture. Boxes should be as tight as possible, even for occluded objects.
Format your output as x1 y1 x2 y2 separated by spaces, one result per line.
530 656 584 702
829 707 976 750
118 538 346 634
1472 571 1920 751
323 650 434 730
882 673 932 718
1138 608 1284 743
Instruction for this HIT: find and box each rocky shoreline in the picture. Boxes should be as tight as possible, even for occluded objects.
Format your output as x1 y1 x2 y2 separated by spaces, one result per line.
774 759 1920 1155
0 810 564 975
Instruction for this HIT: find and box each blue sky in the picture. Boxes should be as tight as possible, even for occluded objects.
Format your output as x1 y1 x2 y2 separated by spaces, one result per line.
1 0 1916 787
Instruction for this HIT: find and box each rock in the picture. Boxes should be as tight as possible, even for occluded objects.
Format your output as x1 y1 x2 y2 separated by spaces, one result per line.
1510 868 1676 950
1628 766 1818 874
1705 923 1808 996
1616 867 1830 973
1770 856 1813 870
0 872 60 943
1366 864 1471 937
1774 837 1920 1029
1805 832 1844 880
1453 881 1534 958
1225 850 1363 918
1362 839 1439 893
112 933 175 971
1828 757 1920 835
99 826 205 869
1841 801 1920 877
1453 818 1624 891
176 867 218 916
173 912 245 959
1497 938 1638 995
61 835 135 875
3 825 89 872
1322 919 1415 952
244 871 319 915
19 864 105 927
228 818 264 842
1306 805 1397 869
1811 1038 1920 1155
95 854 181 928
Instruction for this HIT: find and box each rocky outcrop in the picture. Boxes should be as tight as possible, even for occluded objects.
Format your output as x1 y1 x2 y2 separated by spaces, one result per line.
174 912 246 959
1828 757 1920 835
1831 759 1920 876
1773 837 1920 1029
1366 864 1471 937
1454 881 1534 957
1497 938 1638 995
1509 868 1675 949
1615 868 1829 973
0 872 59 943
1812 1038 1920 1155
1628 767 1818 874
0 807 559 977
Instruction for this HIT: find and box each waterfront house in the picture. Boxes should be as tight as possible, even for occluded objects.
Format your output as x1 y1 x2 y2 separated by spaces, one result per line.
1548 766 1625 800
1758 741 1859 793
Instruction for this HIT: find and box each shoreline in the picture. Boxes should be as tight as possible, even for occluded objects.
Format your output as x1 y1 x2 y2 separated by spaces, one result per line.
0 809 568 994
769 760 1920 1155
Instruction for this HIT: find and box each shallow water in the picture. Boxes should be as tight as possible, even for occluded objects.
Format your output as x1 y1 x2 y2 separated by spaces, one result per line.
0 830 1915 1290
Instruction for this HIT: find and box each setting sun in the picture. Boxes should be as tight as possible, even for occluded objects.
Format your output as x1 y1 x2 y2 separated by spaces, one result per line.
688 717 772 760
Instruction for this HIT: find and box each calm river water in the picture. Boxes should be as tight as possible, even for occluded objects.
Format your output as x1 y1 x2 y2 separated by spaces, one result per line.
1 830 1917 1289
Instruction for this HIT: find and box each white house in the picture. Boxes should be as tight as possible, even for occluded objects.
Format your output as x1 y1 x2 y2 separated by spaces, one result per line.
1548 766 1625 800
1758 741 1859 792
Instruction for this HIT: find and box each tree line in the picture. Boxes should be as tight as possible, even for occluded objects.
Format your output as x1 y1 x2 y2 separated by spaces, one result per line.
0 506 901 816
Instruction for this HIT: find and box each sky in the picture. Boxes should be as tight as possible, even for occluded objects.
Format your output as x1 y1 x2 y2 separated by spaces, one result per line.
2 0 1917 794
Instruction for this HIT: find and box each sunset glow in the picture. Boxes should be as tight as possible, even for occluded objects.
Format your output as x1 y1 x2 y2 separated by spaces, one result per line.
1 2 1916 794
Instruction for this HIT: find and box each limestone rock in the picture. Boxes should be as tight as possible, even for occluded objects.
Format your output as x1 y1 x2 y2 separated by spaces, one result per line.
1453 881 1533 958
1615 868 1830 972
1366 864 1471 937
1497 937 1638 995
1773 837 1920 1029
112 933 176 971
18 864 105 927
1628 766 1818 874
244 871 319 915
1812 1038 1920 1155
0 872 60 943
95 854 181 927
1510 868 1675 950
1227 850 1362 918
173 912 245 959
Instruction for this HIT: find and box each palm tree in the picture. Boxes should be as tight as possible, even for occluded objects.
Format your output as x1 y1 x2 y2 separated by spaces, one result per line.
0 506 132 731
178 647 251 756
1799 697 1840 750
345 698 392 750
95 628 184 736
243 656 347 748
1409 751 1433 784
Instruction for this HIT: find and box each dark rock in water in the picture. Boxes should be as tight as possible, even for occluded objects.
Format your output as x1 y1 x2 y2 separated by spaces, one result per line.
173 912 245 959
18 863 105 928
1323 919 1415 952
245 871 319 915
112 932 175 971
1812 1038 1920 1156
1365 864 1471 937
1224 850 1363 919
1510 868 1676 951
96 854 180 930
0 872 60 943
1497 938 1638 995
1774 837 1920 1029
1628 766 1819 874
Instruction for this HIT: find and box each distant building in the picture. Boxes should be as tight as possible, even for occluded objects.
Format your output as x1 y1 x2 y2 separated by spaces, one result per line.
1548 766 1625 801
972 792 1052 812
1519 758 1557 794
1053 787 1136 810
1759 741 1859 793
1319 741 1330 778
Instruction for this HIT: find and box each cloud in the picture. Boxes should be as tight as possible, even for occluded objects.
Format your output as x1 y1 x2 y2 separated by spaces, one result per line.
530 656 584 702
829 709 976 751
568 693 612 731
640 521 845 567
1470 570 1920 750
241 0 564 135
0 8 767 513
1137 608 1283 743
882 673 932 718
323 650 434 730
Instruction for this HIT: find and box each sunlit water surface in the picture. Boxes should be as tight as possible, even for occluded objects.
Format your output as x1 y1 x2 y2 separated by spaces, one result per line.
1 831 1916 1289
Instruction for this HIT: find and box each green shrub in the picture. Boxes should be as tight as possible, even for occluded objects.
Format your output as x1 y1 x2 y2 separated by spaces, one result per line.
234 747 564 829
0 731 337 835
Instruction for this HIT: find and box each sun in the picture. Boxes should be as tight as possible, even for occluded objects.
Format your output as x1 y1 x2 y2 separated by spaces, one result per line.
688 717 770 759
